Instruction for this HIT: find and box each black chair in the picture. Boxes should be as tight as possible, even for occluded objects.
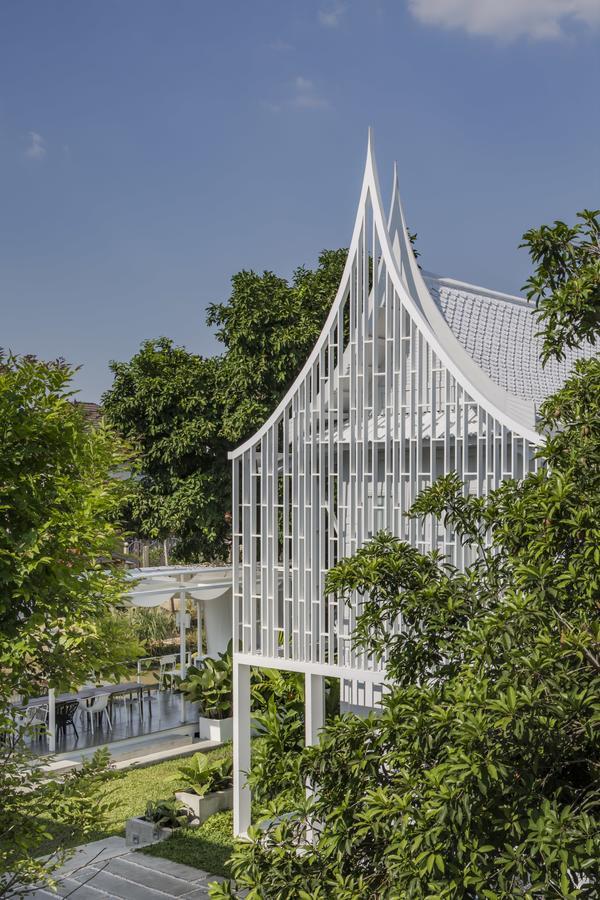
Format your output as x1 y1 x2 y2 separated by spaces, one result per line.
56 700 79 740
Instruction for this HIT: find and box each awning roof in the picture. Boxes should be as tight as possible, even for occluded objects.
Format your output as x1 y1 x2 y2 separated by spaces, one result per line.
123 565 232 608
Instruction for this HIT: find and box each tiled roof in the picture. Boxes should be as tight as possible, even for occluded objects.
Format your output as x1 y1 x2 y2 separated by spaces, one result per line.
74 401 102 426
425 275 595 406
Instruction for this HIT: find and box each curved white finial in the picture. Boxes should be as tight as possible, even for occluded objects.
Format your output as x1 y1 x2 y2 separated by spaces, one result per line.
383 157 537 432
387 158 422 307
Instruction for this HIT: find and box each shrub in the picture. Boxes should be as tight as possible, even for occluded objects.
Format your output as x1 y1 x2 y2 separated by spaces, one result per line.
176 753 233 798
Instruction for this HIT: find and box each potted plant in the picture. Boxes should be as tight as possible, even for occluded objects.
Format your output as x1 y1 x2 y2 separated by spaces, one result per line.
179 640 233 741
125 798 189 848
174 752 233 821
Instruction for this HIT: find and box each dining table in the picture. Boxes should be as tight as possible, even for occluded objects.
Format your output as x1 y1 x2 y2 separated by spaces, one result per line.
23 680 155 720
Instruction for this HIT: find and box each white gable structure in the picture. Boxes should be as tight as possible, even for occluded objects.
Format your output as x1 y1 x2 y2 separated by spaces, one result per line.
228 135 593 835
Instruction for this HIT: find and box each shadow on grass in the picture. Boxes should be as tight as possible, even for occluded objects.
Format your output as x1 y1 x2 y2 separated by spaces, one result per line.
140 811 233 878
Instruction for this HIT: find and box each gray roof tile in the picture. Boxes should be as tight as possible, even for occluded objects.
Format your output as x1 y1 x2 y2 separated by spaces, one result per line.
425 276 595 405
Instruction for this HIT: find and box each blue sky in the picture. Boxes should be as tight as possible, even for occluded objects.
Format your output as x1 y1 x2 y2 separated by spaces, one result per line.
1 0 598 401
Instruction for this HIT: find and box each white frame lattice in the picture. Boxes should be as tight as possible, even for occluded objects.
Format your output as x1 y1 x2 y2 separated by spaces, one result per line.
229 134 541 834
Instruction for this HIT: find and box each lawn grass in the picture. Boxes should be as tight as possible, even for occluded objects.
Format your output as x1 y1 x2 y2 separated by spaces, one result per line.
140 811 233 878
36 744 234 877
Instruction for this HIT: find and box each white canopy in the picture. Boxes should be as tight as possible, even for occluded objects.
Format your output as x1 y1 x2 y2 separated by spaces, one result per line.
123 565 231 608
123 564 233 659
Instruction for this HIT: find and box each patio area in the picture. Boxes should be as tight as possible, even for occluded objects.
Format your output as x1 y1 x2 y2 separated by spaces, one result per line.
15 564 233 758
22 683 197 756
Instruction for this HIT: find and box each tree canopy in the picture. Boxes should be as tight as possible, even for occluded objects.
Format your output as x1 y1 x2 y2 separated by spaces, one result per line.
207 249 347 444
522 209 599 363
0 353 141 896
103 338 230 561
0 353 140 697
212 214 600 899
103 250 347 561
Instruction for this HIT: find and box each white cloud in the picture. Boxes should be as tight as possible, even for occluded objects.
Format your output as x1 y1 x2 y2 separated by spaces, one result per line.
25 131 46 159
407 0 600 39
291 76 329 109
264 77 329 112
318 1 347 27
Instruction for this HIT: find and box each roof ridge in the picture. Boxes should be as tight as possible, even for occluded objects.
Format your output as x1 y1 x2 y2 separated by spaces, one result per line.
423 271 529 309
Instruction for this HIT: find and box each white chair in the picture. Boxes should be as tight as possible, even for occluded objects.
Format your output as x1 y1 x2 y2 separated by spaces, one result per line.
79 693 112 735
15 704 48 740
158 654 180 692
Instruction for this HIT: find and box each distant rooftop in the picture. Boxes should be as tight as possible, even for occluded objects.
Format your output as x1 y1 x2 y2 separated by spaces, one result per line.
74 401 102 427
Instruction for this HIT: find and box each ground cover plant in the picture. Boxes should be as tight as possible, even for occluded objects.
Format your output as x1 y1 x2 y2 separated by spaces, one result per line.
211 218 600 899
141 811 233 878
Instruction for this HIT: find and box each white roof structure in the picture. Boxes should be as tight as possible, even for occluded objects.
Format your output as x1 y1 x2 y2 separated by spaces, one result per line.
123 565 232 673
426 273 593 405
123 565 231 607
229 134 592 835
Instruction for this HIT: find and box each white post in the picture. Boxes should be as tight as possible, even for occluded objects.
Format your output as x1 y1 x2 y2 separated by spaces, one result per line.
179 587 187 723
305 674 325 844
196 598 203 661
48 688 56 753
305 673 325 747
233 660 251 837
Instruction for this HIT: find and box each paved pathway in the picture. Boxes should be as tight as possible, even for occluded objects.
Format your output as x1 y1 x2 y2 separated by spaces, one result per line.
25 838 227 899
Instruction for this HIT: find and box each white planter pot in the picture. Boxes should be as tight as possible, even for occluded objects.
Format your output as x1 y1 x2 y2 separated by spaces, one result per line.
125 816 173 848
175 787 233 822
199 715 233 742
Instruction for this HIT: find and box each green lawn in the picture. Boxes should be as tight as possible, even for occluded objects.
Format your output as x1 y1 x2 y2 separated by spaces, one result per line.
141 811 233 877
38 745 234 877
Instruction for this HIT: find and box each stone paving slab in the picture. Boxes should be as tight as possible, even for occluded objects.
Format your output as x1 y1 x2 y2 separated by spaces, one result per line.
98 857 197 895
124 852 211 883
52 837 130 876
27 877 110 899
74 865 178 900
23 845 223 899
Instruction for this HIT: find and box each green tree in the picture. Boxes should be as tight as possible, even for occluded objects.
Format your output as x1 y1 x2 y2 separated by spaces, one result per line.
102 338 230 562
213 215 600 898
0 353 140 895
103 252 347 560
208 249 347 443
522 209 599 363
0 353 139 695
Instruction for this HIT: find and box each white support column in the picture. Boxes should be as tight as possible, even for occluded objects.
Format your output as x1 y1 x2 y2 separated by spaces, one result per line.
305 673 325 747
48 688 56 753
305 674 326 844
179 587 187 723
233 660 251 837
196 598 203 661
